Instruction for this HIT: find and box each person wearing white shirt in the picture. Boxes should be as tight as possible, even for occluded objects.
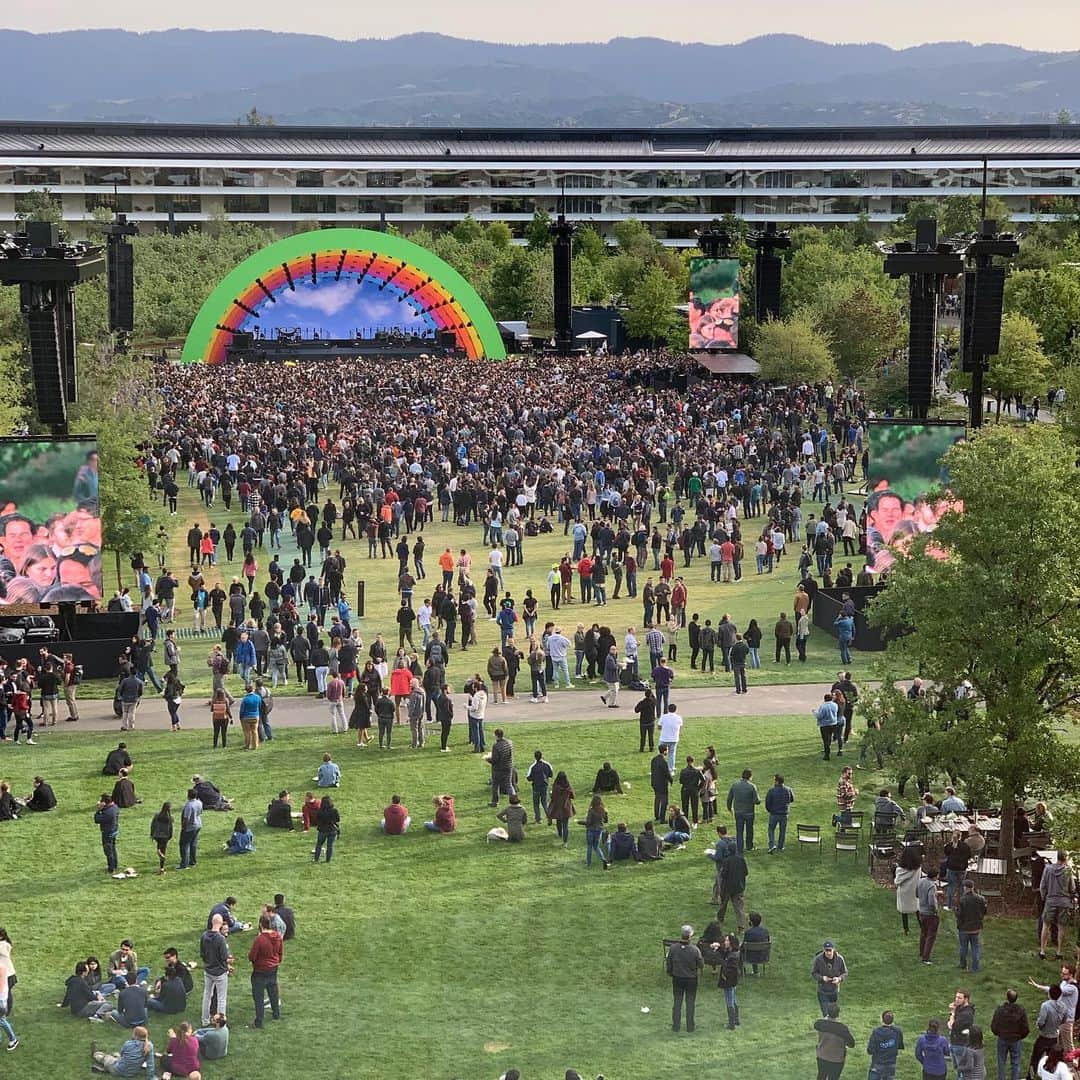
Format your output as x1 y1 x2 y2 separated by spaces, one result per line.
488 545 504 589
658 705 684 771
624 629 640 681
417 601 433 647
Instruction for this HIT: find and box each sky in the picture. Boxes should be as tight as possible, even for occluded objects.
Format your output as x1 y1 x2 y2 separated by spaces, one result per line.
4 0 1079 51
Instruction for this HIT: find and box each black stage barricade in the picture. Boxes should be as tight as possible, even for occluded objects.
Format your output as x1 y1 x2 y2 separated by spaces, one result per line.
0 608 140 678
811 585 888 652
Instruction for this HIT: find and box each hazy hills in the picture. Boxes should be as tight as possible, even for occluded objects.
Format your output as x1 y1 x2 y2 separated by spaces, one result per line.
1 30 1077 126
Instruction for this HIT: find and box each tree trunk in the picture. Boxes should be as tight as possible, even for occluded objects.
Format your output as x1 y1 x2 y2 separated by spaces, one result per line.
999 778 1016 881
115 549 123 591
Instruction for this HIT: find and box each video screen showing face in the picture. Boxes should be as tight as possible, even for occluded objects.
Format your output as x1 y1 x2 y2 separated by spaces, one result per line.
0 437 102 604
866 421 965 574
689 257 739 350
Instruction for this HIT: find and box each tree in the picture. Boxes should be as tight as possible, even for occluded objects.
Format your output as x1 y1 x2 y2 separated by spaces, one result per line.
0 344 31 435
868 425 1080 868
809 281 902 381
573 225 607 265
625 266 680 346
14 188 64 232
782 240 890 313
451 216 484 246
754 313 836 385
485 221 513 251
983 313 1050 417
525 210 552 251
70 345 164 587
1005 267 1080 363
488 248 536 321
239 106 275 126
1053 362 1080 447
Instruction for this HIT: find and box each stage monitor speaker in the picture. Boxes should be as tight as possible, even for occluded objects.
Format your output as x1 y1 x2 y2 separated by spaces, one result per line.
231 331 254 349
107 237 135 333
437 330 458 350
972 265 1006 357
27 221 59 250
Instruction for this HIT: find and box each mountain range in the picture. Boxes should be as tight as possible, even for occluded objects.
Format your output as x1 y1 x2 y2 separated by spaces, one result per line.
1 29 1079 127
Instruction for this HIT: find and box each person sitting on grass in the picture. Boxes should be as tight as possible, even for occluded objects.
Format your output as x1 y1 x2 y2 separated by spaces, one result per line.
25 775 57 812
638 821 665 860
91 1025 156 1077
609 822 641 862
663 805 693 849
381 794 410 834
206 898 248 933
60 961 109 1019
495 794 528 842
315 753 341 788
159 1019 202 1080
592 762 625 796
110 973 149 1028
102 743 132 777
192 1014 228 1061
424 795 456 833
301 792 321 832
265 791 293 830
147 963 188 1015
191 776 232 812
224 818 255 855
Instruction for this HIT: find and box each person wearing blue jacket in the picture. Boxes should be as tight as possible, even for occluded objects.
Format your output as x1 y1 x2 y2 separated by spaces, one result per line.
91 1026 157 1078
764 773 795 853
234 631 256 683
915 1018 951 1078
834 614 855 665
495 604 516 649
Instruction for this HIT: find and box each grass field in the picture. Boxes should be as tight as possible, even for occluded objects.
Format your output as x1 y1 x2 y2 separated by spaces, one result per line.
82 483 885 699
1 714 1048 1079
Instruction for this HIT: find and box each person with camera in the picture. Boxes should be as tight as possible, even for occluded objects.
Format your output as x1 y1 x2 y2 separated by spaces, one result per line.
93 792 120 874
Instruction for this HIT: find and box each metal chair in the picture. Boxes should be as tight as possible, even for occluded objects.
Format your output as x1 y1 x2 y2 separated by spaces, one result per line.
835 826 860 861
797 823 822 855
740 937 772 976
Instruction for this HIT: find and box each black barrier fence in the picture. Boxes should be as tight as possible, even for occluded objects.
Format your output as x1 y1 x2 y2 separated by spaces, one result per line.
811 585 888 653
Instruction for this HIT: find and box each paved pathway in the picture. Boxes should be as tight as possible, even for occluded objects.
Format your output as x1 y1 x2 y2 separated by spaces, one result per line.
39 680 885 735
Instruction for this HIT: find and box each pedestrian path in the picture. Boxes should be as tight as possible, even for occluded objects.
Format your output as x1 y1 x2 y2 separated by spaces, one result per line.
39 680 884 734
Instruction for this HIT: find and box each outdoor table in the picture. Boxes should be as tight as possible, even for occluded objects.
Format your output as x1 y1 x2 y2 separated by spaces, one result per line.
973 857 1006 876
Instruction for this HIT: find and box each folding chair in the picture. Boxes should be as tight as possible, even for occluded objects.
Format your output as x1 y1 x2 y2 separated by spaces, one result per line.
740 938 772 976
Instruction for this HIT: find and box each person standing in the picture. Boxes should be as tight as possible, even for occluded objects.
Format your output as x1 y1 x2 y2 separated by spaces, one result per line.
957 879 988 972
150 802 173 875
178 788 203 870
815 694 840 761
730 633 750 695
467 680 488 752
547 771 575 848
406 677 426 749
1028 983 1068 1079
948 988 976 1077
1038 851 1076 961
990 989 1029 1080
238 684 262 751
247 915 283 1029
915 1019 951 1080
716 847 749 932
635 687 657 752
658 703 683 772
94 793 120 874
62 654 80 722
811 942 848 1017
326 672 347 735
814 1003 855 1080
774 612 793 664
434 682 454 752
526 750 553 825
666 925 703 1034
600 645 621 708
313 795 340 863
489 729 515 808
118 669 143 732
651 748 673 823
765 773 795 853
726 769 760 854
917 866 941 965
866 1010 905 1080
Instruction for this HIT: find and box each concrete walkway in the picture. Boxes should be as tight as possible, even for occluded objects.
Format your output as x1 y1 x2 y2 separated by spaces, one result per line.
37 680 884 735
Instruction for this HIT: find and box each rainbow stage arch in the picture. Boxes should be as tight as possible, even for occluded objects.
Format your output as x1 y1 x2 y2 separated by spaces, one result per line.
181 227 506 363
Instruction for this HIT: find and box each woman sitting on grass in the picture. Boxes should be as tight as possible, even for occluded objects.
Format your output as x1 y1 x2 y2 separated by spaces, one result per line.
160 1019 202 1080
224 818 255 855
663 805 693 849
424 795 456 833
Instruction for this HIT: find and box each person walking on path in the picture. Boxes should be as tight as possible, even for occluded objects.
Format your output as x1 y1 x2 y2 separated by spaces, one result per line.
666 925 703 1034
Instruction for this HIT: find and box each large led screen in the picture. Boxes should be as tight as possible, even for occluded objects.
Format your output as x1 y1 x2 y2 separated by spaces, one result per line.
865 420 965 574
0 437 102 603
689 257 740 350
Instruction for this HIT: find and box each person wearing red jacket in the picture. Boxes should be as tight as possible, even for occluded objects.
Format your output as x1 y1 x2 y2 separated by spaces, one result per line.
247 915 283 1029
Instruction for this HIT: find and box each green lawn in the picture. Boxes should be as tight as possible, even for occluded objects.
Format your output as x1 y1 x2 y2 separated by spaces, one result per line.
84 485 885 698
2 714 1045 1079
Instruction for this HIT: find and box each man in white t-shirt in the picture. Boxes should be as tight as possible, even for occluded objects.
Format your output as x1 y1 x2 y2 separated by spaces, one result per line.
488 544 504 590
658 704 684 771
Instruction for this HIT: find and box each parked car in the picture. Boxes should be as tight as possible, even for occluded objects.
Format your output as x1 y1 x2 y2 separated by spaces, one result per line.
0 615 61 643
